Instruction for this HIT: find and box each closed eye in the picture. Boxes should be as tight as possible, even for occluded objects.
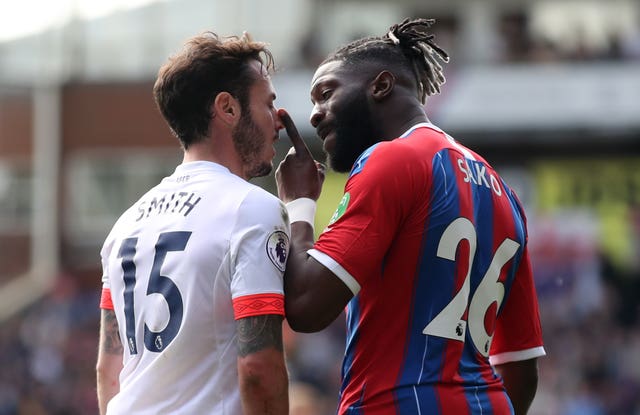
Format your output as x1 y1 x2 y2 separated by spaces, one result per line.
310 80 337 104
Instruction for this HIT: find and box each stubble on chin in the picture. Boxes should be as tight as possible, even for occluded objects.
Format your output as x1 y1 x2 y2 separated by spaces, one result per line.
247 161 273 179
232 112 274 179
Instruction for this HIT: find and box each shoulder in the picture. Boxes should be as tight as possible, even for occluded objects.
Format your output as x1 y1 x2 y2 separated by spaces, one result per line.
235 185 289 231
242 185 286 214
349 141 408 179
349 128 441 180
207 174 284 214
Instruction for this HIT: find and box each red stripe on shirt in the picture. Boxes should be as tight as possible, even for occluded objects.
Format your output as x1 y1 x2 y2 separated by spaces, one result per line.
100 288 114 310
433 151 477 413
233 293 285 320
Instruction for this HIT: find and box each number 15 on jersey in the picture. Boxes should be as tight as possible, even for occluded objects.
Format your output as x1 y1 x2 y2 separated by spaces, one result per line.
118 231 192 354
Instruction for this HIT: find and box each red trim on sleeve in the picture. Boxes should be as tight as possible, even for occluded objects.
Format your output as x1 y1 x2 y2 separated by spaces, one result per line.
100 288 114 310
232 293 284 320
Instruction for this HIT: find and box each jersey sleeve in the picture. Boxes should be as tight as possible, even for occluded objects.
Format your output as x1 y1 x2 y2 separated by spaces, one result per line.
229 188 290 320
490 204 546 365
310 143 417 294
99 232 115 310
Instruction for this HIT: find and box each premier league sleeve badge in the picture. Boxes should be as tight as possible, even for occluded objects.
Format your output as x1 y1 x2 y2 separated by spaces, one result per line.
266 231 289 272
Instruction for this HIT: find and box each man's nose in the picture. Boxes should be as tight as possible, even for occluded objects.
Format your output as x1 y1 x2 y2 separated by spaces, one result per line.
309 104 324 128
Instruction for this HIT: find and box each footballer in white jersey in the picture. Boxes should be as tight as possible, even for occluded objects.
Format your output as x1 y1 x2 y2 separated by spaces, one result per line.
97 30 292 415
99 161 290 414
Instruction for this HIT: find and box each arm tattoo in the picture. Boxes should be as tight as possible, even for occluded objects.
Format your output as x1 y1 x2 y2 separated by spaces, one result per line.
236 315 284 357
101 309 124 355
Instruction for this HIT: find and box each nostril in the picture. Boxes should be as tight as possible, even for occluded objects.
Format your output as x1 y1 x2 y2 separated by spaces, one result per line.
310 112 323 128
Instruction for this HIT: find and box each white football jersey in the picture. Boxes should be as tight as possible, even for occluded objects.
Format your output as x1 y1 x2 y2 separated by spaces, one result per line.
100 161 290 414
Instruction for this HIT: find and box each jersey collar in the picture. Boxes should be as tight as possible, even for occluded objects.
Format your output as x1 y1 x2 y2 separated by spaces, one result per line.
399 122 443 138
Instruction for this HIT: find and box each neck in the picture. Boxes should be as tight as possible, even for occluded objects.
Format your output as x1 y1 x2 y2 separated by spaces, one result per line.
182 140 247 180
398 111 430 135
378 100 429 141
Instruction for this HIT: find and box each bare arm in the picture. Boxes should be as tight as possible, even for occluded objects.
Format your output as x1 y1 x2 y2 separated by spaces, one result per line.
494 358 539 415
236 314 288 415
275 109 353 332
284 221 353 332
96 309 123 415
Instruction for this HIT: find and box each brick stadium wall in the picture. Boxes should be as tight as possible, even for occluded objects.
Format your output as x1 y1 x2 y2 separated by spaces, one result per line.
61 82 174 150
0 82 179 286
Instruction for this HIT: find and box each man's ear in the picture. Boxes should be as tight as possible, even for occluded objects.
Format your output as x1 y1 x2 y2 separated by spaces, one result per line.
213 92 240 126
369 70 395 101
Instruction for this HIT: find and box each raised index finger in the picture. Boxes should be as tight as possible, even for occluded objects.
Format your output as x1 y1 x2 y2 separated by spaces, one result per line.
278 108 313 159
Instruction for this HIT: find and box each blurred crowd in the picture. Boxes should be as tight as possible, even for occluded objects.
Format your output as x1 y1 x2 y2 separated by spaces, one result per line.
525 211 640 415
491 11 640 63
298 10 640 69
1 208 639 415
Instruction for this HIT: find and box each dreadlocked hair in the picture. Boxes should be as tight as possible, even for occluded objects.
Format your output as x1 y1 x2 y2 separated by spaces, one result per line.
324 18 449 102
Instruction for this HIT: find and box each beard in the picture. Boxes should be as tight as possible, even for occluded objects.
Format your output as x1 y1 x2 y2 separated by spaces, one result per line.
232 108 273 179
327 90 379 173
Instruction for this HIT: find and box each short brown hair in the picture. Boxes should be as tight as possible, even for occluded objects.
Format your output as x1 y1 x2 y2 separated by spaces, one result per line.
153 31 275 149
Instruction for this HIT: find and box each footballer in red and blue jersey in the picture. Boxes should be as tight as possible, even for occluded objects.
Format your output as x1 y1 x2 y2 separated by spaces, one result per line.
308 123 546 415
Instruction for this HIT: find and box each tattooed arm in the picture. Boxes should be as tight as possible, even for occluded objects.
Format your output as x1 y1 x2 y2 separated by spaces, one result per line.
96 309 123 415
236 314 289 415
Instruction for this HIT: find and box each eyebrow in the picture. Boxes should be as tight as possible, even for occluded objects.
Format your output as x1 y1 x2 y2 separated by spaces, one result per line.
310 79 328 93
309 79 335 102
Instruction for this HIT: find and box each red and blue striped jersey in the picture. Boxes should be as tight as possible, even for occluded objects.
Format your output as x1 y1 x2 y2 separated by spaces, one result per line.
308 123 545 415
